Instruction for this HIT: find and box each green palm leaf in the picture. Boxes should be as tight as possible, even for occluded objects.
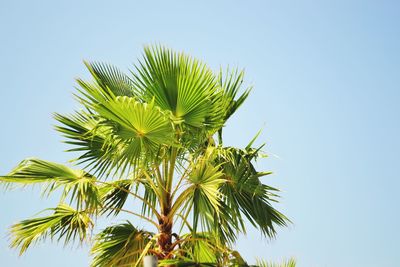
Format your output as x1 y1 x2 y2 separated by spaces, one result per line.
132 46 225 131
91 222 153 267
217 68 251 144
99 179 134 216
218 68 251 122
1 158 100 210
59 78 176 176
172 158 226 241
162 233 247 267
94 96 175 173
178 233 218 264
256 258 297 267
216 145 289 238
10 204 93 255
54 111 121 177
85 61 138 97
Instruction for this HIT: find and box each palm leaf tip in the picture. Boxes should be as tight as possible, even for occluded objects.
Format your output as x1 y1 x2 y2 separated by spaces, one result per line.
84 60 138 97
219 67 252 121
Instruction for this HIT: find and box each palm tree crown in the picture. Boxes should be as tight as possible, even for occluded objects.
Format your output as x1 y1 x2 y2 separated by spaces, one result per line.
1 45 289 266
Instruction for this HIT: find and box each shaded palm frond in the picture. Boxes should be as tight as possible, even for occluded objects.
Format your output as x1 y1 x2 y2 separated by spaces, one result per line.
99 179 134 216
91 222 154 267
215 141 289 238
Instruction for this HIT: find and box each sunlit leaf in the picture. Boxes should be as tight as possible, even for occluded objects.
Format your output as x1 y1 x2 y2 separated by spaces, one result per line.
10 204 93 255
1 158 101 210
256 258 297 267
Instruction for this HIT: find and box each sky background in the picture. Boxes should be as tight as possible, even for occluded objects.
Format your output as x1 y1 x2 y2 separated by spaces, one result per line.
0 1 399 266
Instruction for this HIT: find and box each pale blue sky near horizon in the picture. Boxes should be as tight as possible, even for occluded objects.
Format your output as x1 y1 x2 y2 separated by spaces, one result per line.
1 1 399 267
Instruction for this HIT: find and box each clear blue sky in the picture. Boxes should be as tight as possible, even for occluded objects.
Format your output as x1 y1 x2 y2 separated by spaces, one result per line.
1 1 399 266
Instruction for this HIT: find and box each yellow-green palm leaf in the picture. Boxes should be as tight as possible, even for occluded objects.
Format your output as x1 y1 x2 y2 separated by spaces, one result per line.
10 204 93 255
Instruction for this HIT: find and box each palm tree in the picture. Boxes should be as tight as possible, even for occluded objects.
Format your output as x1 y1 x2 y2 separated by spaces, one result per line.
1 45 289 266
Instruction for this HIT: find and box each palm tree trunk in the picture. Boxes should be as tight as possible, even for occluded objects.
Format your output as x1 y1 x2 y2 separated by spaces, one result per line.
158 212 173 258
158 187 173 259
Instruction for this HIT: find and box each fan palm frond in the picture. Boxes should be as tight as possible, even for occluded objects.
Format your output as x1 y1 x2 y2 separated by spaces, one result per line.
172 158 225 234
133 46 218 128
